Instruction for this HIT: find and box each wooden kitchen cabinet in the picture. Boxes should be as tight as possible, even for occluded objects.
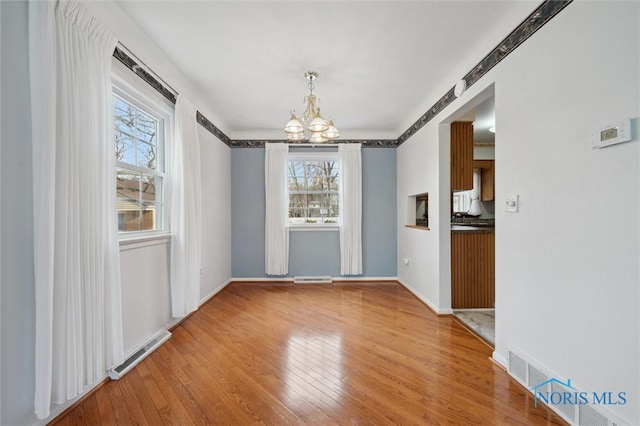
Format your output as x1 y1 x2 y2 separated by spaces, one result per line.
474 160 494 201
451 231 495 309
450 122 474 191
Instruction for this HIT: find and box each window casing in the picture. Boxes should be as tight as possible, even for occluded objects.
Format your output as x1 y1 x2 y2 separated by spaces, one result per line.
113 78 171 237
287 152 339 228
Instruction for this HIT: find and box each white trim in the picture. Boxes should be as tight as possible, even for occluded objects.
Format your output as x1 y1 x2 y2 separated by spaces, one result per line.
332 276 398 282
112 58 174 238
288 151 338 161
288 225 339 232
231 277 295 282
397 278 454 315
119 233 171 251
453 308 495 312
492 351 508 368
231 276 397 282
199 278 232 306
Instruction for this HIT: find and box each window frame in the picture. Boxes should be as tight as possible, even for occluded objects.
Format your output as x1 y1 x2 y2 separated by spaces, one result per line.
287 151 340 231
112 63 174 240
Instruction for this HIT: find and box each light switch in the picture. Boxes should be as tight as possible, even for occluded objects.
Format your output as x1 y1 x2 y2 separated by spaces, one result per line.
505 195 519 212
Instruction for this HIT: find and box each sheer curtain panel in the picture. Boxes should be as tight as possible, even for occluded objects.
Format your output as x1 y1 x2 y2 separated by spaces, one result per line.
265 143 289 275
29 1 123 419
338 143 363 275
170 96 202 317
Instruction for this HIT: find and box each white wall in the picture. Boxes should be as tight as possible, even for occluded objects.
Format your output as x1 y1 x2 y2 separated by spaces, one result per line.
199 125 232 298
397 121 448 313
120 126 231 358
397 2 639 424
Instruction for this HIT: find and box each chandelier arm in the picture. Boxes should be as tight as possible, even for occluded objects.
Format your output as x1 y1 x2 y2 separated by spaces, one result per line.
284 70 337 142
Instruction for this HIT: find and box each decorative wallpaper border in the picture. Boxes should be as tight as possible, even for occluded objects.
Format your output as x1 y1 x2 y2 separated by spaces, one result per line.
196 112 232 146
113 47 177 105
113 47 233 147
114 0 571 149
396 0 572 145
230 139 398 148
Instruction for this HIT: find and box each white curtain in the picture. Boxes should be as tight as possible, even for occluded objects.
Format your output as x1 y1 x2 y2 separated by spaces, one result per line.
170 96 202 317
264 143 289 275
339 143 363 275
29 1 123 419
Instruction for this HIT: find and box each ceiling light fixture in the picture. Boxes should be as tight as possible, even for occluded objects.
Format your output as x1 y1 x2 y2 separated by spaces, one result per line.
284 71 339 143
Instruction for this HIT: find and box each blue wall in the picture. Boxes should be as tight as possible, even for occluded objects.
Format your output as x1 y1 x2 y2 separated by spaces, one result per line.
231 147 397 278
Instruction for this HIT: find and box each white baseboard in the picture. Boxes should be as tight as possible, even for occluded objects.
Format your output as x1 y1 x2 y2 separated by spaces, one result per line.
231 276 398 282
397 278 453 315
453 308 495 312
332 276 398 282
199 278 232 305
231 277 294 282
492 351 508 368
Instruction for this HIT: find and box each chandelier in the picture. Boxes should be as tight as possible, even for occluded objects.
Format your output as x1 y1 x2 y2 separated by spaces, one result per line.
284 71 339 143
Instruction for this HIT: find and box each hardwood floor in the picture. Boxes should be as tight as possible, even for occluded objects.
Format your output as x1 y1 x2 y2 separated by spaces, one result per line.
53 282 566 425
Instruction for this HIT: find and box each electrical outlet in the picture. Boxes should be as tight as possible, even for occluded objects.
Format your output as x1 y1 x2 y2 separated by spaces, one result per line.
505 195 519 212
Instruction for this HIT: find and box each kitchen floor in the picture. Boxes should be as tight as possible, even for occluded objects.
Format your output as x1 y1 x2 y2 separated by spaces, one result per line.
453 309 495 347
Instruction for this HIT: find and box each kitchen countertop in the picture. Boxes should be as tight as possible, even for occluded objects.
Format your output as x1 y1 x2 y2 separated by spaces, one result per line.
451 225 495 233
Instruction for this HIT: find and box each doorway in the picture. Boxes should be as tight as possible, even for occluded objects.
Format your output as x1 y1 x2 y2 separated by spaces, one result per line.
444 89 496 347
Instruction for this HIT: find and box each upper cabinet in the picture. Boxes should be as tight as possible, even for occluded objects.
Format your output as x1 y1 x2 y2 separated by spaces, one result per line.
474 160 495 201
450 121 474 191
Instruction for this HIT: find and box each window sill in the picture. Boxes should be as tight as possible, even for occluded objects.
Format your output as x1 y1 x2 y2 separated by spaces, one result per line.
289 225 340 232
119 232 171 251
405 225 430 231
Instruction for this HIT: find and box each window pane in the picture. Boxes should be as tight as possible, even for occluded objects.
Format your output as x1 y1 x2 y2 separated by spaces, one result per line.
287 159 339 225
135 109 158 145
140 174 159 203
140 203 158 231
115 131 135 164
116 168 162 232
114 98 135 135
137 142 157 170
114 90 166 234
114 94 160 171
117 169 140 231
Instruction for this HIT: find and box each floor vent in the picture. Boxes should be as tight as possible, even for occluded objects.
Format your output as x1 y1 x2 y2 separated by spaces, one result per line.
507 348 623 426
508 351 527 384
109 330 171 380
578 404 608 426
293 276 333 284
551 381 576 422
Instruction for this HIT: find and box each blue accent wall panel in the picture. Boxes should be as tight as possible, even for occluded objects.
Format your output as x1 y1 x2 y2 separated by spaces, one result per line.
231 147 397 278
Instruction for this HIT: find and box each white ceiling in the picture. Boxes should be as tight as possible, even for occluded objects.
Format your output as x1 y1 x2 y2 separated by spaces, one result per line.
114 0 537 140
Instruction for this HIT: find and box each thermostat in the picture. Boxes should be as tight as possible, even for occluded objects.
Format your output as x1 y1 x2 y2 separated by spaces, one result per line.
592 118 631 148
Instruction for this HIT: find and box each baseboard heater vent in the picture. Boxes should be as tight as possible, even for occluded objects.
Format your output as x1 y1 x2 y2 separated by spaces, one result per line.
507 348 624 426
108 330 171 380
293 276 333 284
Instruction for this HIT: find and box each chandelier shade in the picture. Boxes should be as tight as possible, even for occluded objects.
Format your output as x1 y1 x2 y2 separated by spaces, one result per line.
284 71 339 143
284 113 304 134
322 120 340 140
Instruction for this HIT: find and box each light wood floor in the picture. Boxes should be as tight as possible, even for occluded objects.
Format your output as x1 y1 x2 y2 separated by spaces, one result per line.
53 282 566 425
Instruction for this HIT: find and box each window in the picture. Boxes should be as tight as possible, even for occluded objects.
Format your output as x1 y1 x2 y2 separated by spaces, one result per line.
113 91 167 233
287 153 339 226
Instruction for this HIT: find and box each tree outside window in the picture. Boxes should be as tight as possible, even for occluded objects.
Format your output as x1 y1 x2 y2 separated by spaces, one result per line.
288 159 339 225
